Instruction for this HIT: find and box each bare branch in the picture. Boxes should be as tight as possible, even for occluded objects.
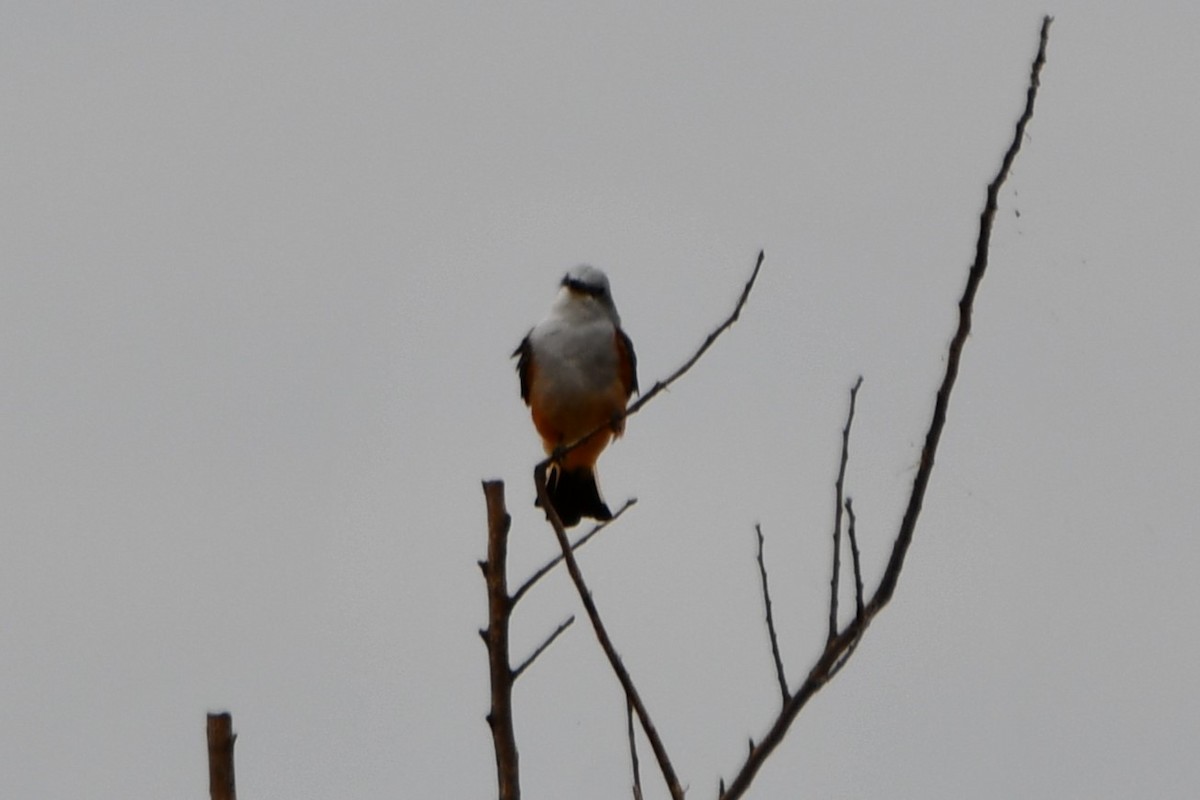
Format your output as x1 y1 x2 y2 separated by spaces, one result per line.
718 16 1053 799
868 15 1052 616
754 524 789 705
827 631 864 682
627 696 644 800
511 498 637 608
537 250 765 472
624 249 765 419
535 463 685 800
845 498 865 621
828 376 863 644
512 615 575 681
481 481 521 800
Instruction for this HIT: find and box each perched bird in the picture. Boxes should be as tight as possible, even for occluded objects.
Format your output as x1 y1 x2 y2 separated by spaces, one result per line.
514 266 638 526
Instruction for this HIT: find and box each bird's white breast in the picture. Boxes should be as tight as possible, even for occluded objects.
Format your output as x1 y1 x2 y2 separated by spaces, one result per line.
528 312 619 400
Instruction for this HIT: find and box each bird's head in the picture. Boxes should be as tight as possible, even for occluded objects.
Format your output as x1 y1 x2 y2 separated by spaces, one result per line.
556 264 621 326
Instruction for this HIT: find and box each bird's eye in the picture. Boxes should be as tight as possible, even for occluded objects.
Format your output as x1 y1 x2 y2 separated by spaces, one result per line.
565 278 605 298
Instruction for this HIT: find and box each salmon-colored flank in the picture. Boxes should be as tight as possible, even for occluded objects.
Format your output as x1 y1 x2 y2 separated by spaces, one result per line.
530 380 624 471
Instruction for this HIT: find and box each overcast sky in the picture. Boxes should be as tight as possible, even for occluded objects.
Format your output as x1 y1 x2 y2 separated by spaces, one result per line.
4 2 1199 798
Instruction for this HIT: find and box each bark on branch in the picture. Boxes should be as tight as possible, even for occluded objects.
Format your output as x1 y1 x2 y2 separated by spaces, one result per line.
206 712 237 800
480 481 520 800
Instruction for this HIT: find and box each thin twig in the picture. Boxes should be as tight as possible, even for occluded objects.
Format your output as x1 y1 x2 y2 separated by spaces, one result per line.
627 696 643 800
537 250 765 472
512 615 575 681
625 249 765 418
511 498 637 608
828 376 863 643
718 17 1053 800
755 524 789 705
845 498 865 621
828 516 841 645
535 463 685 800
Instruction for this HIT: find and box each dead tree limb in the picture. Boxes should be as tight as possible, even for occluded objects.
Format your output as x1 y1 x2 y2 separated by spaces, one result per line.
480 481 520 800
206 712 237 800
717 15 1053 800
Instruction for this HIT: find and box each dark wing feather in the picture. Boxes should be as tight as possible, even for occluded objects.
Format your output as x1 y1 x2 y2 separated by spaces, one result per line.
615 327 638 398
513 333 534 404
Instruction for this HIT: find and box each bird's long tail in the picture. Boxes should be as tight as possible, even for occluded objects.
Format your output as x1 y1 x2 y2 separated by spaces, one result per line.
540 466 612 527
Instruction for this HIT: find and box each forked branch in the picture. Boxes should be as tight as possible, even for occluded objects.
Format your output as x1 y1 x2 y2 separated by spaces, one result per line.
718 15 1053 800
487 16 1051 799
828 376 863 644
511 499 637 608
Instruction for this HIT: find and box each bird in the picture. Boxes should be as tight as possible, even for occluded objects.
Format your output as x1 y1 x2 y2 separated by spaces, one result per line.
514 265 638 527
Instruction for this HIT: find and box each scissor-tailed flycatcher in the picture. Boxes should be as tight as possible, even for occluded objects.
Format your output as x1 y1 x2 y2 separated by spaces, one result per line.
514 265 638 527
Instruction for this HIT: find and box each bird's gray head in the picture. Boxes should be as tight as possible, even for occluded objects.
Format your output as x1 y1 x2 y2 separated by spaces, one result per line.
559 264 621 325
562 264 611 297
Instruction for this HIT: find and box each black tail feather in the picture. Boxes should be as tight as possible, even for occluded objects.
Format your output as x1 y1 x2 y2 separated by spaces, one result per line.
538 467 612 527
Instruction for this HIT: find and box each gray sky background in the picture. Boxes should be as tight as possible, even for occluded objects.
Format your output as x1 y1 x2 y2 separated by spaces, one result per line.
4 2 1199 798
